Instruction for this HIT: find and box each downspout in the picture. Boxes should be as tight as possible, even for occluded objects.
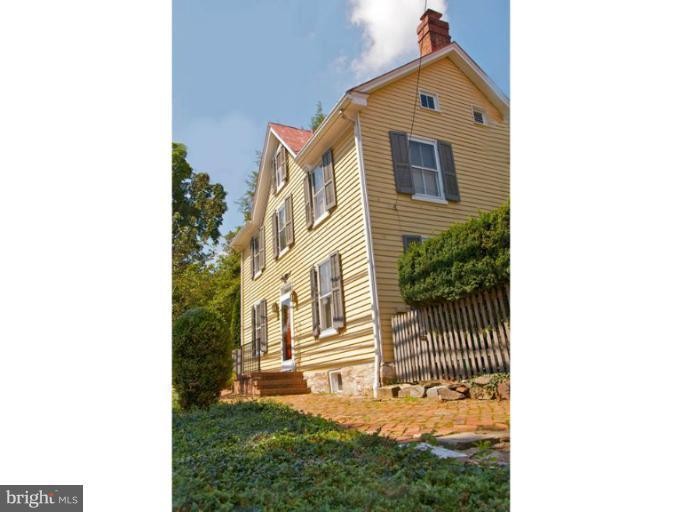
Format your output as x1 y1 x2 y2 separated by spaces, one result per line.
353 112 384 398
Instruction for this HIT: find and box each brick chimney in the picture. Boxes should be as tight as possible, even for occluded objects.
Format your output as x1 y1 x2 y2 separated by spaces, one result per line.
417 9 451 56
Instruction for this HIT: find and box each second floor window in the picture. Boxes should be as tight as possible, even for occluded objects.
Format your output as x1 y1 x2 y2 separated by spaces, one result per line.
271 194 294 259
304 148 336 228
409 138 442 199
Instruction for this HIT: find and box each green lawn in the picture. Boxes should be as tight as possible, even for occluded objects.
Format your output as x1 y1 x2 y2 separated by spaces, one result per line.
173 401 509 511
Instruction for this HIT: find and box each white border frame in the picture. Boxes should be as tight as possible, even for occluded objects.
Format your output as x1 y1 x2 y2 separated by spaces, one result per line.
279 291 295 371
407 134 447 202
418 89 440 111
471 105 488 125
328 370 343 394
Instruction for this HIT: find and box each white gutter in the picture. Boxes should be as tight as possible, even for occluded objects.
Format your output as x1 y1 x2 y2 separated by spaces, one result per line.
353 112 383 398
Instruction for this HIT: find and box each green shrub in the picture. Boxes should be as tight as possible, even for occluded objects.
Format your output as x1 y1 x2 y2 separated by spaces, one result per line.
172 307 231 410
398 202 509 306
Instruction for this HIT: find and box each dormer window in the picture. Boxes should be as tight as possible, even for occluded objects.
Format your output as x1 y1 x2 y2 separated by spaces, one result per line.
273 145 287 193
419 91 439 111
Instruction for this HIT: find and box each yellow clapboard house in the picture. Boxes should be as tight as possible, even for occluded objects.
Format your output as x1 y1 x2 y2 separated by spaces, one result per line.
230 9 509 397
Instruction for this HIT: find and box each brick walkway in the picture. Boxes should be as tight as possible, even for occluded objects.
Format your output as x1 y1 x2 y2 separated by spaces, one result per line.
263 394 510 442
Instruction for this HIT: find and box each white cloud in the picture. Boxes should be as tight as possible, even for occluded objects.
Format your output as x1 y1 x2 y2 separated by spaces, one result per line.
349 0 448 78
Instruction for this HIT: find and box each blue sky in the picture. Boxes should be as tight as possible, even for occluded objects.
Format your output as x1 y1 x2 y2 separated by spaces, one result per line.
173 0 509 235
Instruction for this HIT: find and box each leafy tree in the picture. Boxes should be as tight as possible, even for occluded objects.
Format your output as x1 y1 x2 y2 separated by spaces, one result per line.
172 142 227 270
310 101 325 131
173 307 231 409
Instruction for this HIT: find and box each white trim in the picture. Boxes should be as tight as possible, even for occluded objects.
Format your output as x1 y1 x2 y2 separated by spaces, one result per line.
471 105 488 125
418 89 440 111
319 327 338 339
354 113 383 399
407 135 446 201
253 269 262 280
279 292 295 371
277 246 290 259
311 209 331 229
411 194 448 204
328 370 343 393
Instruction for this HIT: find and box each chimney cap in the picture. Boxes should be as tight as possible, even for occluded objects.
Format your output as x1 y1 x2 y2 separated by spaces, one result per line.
420 9 443 21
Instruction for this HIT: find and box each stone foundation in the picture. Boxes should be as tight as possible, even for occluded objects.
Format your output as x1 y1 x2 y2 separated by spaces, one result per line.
303 362 374 396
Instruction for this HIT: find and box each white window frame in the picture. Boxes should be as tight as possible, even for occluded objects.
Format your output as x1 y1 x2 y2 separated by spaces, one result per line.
309 164 328 224
276 201 287 255
408 135 446 202
418 90 440 111
251 236 262 280
273 145 286 193
280 291 295 371
315 257 337 338
472 105 488 125
252 299 265 356
328 370 343 393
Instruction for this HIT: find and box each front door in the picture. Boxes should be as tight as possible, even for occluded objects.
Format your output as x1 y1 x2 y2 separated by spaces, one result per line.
281 295 295 371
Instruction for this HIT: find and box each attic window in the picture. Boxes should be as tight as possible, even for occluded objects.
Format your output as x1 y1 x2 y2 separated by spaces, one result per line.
273 145 287 192
473 107 487 125
419 91 439 111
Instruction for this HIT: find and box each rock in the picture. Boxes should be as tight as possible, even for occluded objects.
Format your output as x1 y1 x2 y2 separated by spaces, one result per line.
496 381 510 400
471 375 493 386
377 385 401 399
413 442 469 459
426 385 449 399
436 432 510 450
398 384 426 398
426 386 466 401
438 388 466 401
469 385 495 400
422 381 442 389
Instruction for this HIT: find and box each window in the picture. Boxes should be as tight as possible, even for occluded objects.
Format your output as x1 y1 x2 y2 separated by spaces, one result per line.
310 252 344 337
408 138 443 199
252 300 267 355
251 236 260 277
472 107 487 125
402 234 425 252
310 165 326 222
273 145 287 192
272 195 294 258
304 149 336 228
318 259 333 332
329 371 343 393
419 91 438 111
277 204 287 254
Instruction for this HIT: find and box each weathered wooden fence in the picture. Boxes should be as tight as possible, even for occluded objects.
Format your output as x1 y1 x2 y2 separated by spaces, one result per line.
391 284 510 382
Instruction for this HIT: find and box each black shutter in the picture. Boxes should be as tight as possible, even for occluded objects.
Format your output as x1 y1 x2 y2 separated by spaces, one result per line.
310 266 320 337
251 305 256 354
250 237 255 278
285 194 294 247
389 131 414 194
437 140 461 201
258 226 266 272
271 211 278 259
330 252 345 329
303 171 313 228
322 149 336 209
402 235 423 253
260 300 268 354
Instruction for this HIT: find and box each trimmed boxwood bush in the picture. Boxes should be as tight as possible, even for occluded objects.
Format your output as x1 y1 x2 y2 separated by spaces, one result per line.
398 202 509 306
172 307 231 410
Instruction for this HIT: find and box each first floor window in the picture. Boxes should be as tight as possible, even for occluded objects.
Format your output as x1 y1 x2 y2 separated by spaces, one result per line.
409 138 442 198
317 259 333 330
252 299 267 355
310 252 345 337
